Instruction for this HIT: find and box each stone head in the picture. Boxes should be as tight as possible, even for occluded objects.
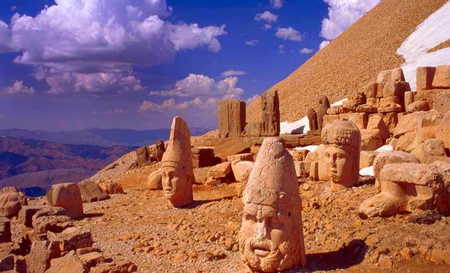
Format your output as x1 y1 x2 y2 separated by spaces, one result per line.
239 138 306 272
321 119 361 191
318 95 330 109
161 116 194 207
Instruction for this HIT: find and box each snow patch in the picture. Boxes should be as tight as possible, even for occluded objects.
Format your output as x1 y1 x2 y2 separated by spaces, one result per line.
280 98 348 134
360 166 374 177
293 145 320 153
398 2 450 90
376 145 393 153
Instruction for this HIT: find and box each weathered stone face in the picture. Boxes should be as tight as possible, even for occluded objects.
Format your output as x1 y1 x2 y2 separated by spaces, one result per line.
239 138 305 272
322 120 361 191
161 116 194 207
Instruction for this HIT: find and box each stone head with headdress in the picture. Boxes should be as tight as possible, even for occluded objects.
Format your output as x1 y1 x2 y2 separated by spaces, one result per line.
239 137 306 272
321 119 361 191
161 116 194 207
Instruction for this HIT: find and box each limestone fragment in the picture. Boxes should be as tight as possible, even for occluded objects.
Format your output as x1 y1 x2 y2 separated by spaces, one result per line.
239 138 306 272
261 91 280 136
416 67 436 91
47 183 83 219
0 187 27 218
77 180 109 203
432 65 450 89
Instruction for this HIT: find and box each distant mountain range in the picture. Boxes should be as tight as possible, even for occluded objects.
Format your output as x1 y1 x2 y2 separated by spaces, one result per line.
0 126 215 147
0 136 136 196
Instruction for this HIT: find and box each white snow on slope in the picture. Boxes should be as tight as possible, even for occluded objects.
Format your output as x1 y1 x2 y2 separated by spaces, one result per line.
398 2 450 90
280 98 347 134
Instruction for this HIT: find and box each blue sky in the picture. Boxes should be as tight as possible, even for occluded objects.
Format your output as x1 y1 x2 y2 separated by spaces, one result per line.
0 0 380 131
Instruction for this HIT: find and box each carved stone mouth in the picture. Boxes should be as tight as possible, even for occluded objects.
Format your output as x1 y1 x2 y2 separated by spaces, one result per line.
251 241 272 258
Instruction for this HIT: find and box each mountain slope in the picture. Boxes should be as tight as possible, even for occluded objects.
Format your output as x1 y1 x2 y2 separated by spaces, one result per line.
0 136 136 194
0 126 215 147
247 0 449 123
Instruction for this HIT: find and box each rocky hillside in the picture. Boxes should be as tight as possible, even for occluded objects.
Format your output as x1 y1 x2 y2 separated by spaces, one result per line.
247 0 449 123
0 136 136 195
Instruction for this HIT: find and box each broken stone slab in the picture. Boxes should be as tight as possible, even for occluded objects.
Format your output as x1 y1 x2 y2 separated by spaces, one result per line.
411 139 447 164
432 65 450 89
294 161 311 178
404 91 415 108
90 261 137 273
47 250 87 273
367 114 390 141
292 149 309 161
214 139 251 162
0 187 28 219
433 92 450 113
32 207 72 236
376 68 405 85
406 101 430 113
243 122 262 137
372 151 420 189
19 206 47 228
78 251 104 269
47 226 93 252
98 181 124 195
416 67 436 91
26 240 61 273
191 147 215 168
78 180 109 203
0 217 11 243
218 100 246 138
360 151 379 169
360 129 384 151
382 81 410 98
435 112 450 154
261 90 281 136
206 162 233 185
231 161 254 183
47 183 84 219
0 254 26 273
359 161 450 217
227 153 253 162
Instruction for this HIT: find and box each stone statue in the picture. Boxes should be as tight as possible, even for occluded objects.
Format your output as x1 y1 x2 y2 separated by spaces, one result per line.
239 138 306 272
155 140 166 162
317 95 330 131
307 108 318 133
161 116 194 207
321 119 361 192
46 183 83 219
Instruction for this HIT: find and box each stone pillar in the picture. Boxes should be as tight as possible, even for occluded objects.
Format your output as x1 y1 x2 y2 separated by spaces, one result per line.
218 100 246 138
261 90 280 136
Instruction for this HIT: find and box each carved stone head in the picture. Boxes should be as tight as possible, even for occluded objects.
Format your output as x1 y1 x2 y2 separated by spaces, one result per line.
239 138 306 272
321 119 361 191
161 116 194 207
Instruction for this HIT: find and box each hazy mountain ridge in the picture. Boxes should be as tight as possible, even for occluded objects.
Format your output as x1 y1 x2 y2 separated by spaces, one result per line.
0 136 137 195
0 126 215 147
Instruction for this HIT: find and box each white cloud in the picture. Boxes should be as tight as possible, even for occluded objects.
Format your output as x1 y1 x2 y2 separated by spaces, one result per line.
11 6 17 11
245 39 259 46
300 48 314 54
321 0 381 41
34 68 144 94
139 97 219 112
93 108 128 115
3 81 36 94
275 27 302 42
149 74 244 99
0 20 13 53
279 44 286 54
7 0 226 73
319 40 330 49
270 0 284 9
264 23 273 30
246 94 259 105
221 70 246 77
255 11 278 23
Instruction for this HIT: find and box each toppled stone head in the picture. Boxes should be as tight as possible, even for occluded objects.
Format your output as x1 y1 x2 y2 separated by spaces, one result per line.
239 138 306 272
161 116 194 207
322 119 361 191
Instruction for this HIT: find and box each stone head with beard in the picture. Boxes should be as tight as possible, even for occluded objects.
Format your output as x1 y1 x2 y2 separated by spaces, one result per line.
239 138 306 272
321 119 361 192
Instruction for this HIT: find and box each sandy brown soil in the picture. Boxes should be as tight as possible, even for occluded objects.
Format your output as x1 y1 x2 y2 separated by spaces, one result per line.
22 162 450 273
246 0 449 124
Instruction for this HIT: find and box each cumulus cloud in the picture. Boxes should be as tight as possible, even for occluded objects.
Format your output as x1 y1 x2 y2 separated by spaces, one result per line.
300 48 314 54
139 97 219 112
275 27 302 41
246 94 259 105
3 81 36 94
270 0 284 9
221 70 246 77
149 74 244 99
93 108 128 115
319 40 330 49
255 11 278 24
34 68 144 94
321 0 381 41
245 39 259 46
7 0 226 73
0 20 13 53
